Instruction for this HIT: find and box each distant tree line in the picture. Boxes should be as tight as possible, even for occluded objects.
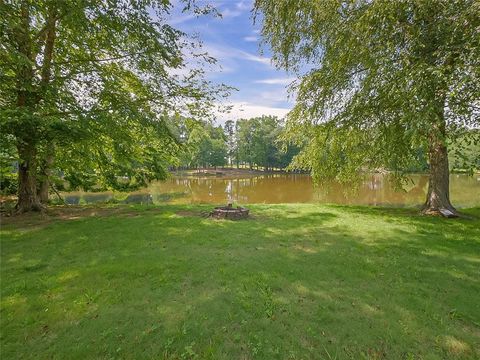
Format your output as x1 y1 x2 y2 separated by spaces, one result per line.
169 115 300 171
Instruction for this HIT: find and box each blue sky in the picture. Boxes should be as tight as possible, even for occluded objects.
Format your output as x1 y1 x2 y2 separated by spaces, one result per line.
166 0 296 123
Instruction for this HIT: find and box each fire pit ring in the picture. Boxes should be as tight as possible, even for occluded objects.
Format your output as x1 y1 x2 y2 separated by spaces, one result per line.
210 203 249 220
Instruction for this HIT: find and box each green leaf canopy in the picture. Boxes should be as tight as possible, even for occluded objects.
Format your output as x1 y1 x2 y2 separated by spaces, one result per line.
255 0 480 185
1 0 227 193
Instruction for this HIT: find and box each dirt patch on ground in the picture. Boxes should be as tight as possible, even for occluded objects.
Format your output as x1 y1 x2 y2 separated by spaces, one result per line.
0 205 163 230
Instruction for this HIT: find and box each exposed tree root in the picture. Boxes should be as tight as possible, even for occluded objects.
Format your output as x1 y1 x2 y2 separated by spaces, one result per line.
421 206 459 218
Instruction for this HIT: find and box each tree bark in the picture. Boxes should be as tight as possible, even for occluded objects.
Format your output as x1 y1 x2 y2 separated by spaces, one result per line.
14 2 58 211
38 143 55 203
423 140 457 217
422 105 458 217
14 1 43 212
39 5 57 95
16 143 43 213
37 6 58 204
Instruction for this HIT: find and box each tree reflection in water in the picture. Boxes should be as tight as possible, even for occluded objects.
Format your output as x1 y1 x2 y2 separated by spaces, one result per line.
63 173 479 208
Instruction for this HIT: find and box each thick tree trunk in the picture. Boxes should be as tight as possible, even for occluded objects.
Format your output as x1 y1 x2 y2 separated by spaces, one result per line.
38 176 50 204
15 2 42 213
16 143 43 213
37 6 58 205
38 143 55 203
423 141 457 217
39 5 57 95
422 105 458 217
14 2 58 212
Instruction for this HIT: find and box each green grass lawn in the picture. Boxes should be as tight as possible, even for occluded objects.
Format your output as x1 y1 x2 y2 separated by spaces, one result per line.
1 204 479 359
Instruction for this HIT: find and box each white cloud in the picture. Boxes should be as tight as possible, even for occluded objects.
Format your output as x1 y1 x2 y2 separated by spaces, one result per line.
243 36 258 42
202 43 272 67
255 77 296 85
215 101 291 123
220 8 243 18
238 50 271 65
258 87 295 105
236 1 252 11
167 13 196 26
219 0 252 17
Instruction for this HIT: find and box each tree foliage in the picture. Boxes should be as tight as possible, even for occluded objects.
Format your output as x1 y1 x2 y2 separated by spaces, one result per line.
169 115 298 171
255 0 480 214
0 0 228 210
235 115 299 170
187 121 228 168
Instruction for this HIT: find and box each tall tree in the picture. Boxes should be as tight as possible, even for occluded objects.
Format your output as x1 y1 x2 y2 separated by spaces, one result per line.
1 0 225 212
235 115 298 170
255 0 480 216
224 119 236 166
236 118 255 168
183 122 227 168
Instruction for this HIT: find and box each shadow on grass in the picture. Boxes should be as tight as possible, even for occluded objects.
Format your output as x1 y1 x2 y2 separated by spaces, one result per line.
1 204 479 359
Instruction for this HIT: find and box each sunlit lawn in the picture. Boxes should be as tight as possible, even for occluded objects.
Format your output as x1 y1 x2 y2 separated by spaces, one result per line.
1 204 479 359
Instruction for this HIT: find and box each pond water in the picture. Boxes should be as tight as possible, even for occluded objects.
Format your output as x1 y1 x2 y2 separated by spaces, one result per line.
63 173 480 208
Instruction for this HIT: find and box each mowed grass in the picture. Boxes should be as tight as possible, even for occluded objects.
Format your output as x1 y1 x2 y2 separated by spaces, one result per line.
1 204 479 360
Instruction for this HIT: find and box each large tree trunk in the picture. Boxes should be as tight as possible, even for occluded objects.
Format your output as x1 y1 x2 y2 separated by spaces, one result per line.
38 143 55 204
422 105 458 217
14 2 58 211
15 1 42 213
37 6 58 205
16 143 43 213
38 175 50 205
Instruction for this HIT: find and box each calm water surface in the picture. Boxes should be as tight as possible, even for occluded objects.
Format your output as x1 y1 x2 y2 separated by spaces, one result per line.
64 173 480 208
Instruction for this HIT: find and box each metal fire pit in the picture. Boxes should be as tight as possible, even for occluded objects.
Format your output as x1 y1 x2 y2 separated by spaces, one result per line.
210 203 249 220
